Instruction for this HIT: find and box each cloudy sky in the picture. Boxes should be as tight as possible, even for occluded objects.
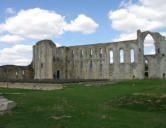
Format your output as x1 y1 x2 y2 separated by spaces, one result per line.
0 0 166 66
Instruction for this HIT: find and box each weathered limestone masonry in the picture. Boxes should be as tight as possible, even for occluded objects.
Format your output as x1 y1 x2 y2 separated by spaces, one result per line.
0 65 34 80
33 41 55 79
33 30 166 80
0 30 166 80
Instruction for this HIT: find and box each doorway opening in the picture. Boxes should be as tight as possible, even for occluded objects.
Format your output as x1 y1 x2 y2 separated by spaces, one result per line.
144 59 149 78
57 70 60 79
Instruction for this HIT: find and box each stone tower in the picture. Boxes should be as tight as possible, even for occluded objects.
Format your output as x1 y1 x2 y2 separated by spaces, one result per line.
33 40 56 79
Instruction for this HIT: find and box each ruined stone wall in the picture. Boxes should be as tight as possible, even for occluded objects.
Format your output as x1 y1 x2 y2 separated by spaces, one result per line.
144 55 161 78
138 30 166 79
53 47 68 79
1 30 165 80
0 65 34 80
66 39 142 80
32 30 166 80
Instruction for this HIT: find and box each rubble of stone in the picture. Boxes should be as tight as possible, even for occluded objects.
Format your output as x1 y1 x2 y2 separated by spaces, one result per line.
0 94 16 115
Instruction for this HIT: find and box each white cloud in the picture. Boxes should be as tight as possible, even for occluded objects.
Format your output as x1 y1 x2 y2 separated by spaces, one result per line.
1 8 66 39
0 34 24 43
0 8 98 40
113 32 137 41
140 0 166 9
109 0 166 33
6 8 15 14
0 45 32 66
64 14 99 34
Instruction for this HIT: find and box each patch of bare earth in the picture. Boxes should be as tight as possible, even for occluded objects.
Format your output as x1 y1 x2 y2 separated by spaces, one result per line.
51 115 72 120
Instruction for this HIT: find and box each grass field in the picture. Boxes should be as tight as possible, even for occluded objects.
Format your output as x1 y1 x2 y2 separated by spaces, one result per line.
0 79 166 128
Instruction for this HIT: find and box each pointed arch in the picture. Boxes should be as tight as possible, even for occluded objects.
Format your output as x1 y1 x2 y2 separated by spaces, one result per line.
144 34 155 55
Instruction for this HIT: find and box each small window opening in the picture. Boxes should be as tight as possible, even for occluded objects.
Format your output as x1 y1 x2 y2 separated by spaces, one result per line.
100 48 102 57
41 63 43 68
90 49 93 57
163 73 165 78
72 50 74 57
22 70 24 75
100 48 103 54
80 49 83 57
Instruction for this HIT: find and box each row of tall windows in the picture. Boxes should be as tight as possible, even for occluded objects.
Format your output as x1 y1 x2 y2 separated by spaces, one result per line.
72 48 101 57
109 49 135 64
71 48 135 64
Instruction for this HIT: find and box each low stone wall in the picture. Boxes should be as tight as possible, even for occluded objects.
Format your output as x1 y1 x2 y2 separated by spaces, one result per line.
0 82 63 90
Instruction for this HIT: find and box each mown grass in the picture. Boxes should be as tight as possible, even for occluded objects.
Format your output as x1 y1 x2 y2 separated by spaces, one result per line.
0 79 166 128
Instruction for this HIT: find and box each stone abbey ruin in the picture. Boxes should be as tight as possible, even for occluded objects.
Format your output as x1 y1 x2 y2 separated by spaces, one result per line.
0 30 166 80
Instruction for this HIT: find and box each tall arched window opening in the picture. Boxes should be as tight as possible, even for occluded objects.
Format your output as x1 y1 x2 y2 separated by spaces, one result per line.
144 34 155 55
100 48 103 58
130 49 134 63
120 49 124 63
90 49 93 57
72 50 74 57
109 50 113 64
80 49 83 57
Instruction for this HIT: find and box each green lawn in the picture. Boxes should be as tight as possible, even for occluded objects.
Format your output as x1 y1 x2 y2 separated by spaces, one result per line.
0 79 166 128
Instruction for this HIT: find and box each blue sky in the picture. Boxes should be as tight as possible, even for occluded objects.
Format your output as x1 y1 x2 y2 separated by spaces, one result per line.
0 0 123 47
0 0 165 65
